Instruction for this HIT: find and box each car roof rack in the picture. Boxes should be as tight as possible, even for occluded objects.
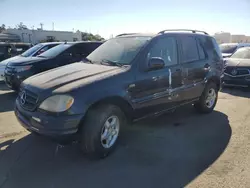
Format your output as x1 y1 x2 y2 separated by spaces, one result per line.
116 33 139 37
158 29 208 35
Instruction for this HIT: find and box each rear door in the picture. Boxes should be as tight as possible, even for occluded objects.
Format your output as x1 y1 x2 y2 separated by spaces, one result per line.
130 35 183 117
179 35 209 101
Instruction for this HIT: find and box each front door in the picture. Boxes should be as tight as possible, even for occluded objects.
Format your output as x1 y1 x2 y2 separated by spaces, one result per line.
130 35 183 118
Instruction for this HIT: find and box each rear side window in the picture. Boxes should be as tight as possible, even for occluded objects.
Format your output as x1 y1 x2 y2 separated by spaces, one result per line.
211 38 222 58
196 39 206 60
181 36 199 63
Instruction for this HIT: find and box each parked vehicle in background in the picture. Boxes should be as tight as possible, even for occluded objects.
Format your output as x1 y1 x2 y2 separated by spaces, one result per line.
14 29 223 159
0 42 61 81
0 42 31 61
220 43 250 58
4 41 103 90
223 47 250 88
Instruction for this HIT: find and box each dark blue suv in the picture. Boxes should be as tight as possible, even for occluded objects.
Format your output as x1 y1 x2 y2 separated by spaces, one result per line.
14 29 223 159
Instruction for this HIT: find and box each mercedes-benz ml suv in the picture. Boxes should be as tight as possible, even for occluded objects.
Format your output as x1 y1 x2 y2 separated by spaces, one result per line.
14 30 223 159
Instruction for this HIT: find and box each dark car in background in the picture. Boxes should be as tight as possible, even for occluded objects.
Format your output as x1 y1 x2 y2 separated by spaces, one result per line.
0 42 61 81
14 30 223 159
0 42 31 61
220 43 250 58
223 47 250 88
4 41 103 90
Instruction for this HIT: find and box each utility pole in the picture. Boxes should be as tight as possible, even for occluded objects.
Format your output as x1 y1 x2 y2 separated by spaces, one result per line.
40 23 44 30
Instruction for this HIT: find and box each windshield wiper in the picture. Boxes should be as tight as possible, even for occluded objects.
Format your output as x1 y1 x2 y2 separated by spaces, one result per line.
82 57 94 64
100 59 123 67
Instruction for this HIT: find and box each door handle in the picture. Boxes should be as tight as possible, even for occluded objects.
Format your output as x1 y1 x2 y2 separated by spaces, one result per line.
175 68 181 72
204 64 211 71
152 76 158 81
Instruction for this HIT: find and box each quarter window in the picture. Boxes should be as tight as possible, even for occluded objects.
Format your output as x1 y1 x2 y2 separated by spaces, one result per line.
147 37 177 66
181 36 199 63
197 39 206 60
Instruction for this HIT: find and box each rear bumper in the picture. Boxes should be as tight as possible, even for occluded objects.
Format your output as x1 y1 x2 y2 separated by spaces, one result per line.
15 98 84 141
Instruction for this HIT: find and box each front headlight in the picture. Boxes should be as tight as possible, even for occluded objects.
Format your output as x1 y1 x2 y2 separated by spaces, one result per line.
16 65 32 72
39 95 74 112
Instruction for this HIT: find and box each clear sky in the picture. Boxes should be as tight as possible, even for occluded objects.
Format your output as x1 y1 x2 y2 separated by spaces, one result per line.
0 0 250 38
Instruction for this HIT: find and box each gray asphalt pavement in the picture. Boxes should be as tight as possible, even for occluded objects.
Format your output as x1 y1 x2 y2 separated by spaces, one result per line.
0 82 250 188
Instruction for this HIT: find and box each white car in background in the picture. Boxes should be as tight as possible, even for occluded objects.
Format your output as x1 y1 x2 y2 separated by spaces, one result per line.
0 42 61 81
220 43 250 58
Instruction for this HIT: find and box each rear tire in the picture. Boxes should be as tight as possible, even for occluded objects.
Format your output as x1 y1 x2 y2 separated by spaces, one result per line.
194 82 218 113
80 104 125 159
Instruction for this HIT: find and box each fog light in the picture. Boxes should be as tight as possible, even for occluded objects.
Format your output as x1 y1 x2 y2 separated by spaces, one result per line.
32 116 41 123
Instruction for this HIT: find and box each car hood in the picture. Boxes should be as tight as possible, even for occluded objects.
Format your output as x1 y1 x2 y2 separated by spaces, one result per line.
23 63 126 93
225 58 250 67
222 53 232 58
0 55 21 66
7 56 48 66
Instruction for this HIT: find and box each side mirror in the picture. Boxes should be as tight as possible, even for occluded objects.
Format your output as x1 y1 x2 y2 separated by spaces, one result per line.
148 57 165 71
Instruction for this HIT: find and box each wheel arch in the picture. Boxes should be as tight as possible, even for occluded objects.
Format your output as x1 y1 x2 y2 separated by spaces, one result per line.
85 96 135 121
207 75 221 90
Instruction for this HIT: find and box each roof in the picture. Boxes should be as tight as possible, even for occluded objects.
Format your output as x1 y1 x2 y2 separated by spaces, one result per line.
116 33 156 38
59 41 104 45
39 42 63 45
115 30 210 38
221 43 250 46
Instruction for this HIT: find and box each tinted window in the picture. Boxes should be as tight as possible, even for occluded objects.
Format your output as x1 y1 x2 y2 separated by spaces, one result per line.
148 37 177 66
211 37 222 58
197 39 206 59
181 36 199 63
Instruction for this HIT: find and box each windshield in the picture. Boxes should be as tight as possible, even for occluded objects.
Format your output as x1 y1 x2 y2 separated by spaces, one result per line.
21 44 43 57
220 44 237 54
38 44 72 58
87 36 152 65
230 48 250 59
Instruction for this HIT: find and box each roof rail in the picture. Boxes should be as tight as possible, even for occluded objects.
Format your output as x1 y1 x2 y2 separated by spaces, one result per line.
158 29 208 35
116 33 139 37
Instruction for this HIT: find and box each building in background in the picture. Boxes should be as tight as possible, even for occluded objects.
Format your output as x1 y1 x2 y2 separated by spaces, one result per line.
214 32 250 44
231 35 247 43
2 29 82 44
214 32 231 44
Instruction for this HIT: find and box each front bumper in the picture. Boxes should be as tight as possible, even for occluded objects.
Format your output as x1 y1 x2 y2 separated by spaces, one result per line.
15 98 84 140
222 74 250 87
4 72 27 90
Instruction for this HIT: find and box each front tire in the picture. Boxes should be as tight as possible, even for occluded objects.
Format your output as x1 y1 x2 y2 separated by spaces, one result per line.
194 82 218 113
80 104 125 159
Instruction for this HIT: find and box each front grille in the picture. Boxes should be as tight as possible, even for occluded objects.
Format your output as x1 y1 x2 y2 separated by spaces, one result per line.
224 66 250 76
19 89 39 111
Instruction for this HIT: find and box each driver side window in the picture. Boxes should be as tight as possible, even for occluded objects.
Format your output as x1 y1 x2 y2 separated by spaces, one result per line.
147 37 178 66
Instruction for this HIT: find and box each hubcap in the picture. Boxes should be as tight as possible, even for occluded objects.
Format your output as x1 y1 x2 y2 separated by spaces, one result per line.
101 115 120 149
205 88 216 108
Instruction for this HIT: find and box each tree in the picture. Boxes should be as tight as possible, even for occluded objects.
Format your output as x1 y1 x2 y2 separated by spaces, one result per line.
16 22 28 30
0 24 5 33
81 32 105 41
